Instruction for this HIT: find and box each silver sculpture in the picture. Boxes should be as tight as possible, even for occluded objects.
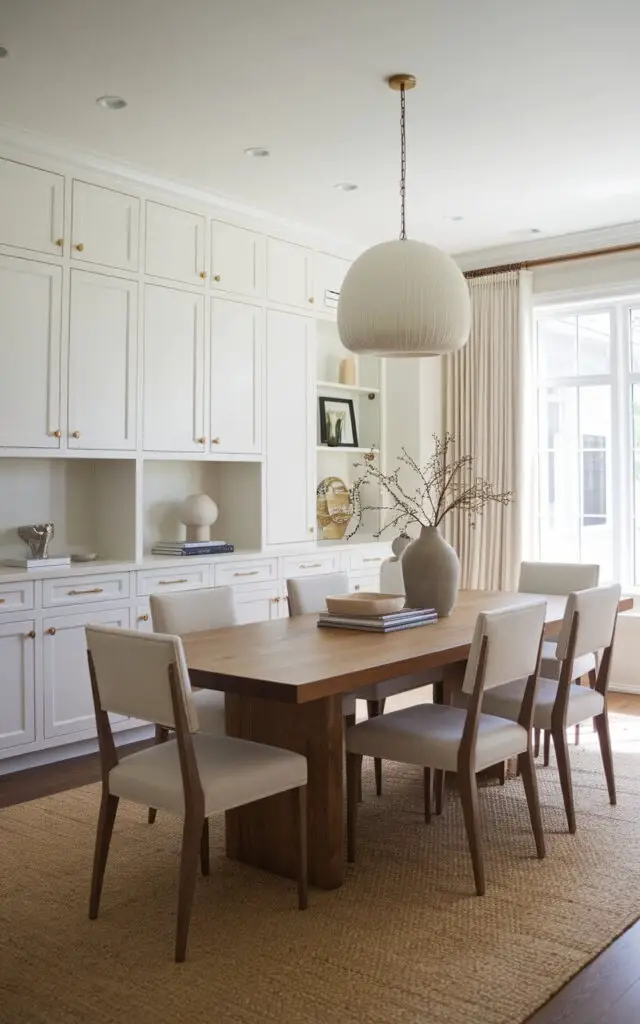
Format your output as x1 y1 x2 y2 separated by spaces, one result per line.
18 523 54 559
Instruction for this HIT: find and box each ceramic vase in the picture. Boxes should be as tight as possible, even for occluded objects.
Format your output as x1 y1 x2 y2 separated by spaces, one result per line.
401 526 460 616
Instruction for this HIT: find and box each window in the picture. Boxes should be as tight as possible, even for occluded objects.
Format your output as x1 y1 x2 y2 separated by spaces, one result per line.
533 301 640 585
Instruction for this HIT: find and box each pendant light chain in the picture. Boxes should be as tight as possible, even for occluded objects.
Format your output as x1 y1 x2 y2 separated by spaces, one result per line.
400 83 407 241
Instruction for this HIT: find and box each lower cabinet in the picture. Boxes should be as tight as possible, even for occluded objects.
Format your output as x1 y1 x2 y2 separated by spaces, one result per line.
136 604 153 631
233 581 282 624
42 606 130 739
0 619 36 752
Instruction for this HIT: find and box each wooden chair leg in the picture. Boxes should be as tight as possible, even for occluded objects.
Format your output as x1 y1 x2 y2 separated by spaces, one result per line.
588 668 598 733
518 750 545 859
533 728 541 758
459 770 485 896
434 769 445 815
200 819 210 876
367 699 385 796
594 711 616 806
292 785 308 909
89 791 119 920
498 760 507 785
175 814 203 963
148 725 170 824
552 726 576 834
574 723 580 746
423 767 432 823
344 712 362 802
543 730 551 767
346 752 362 863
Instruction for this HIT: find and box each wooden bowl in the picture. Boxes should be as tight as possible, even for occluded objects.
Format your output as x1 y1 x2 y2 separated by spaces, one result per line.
325 592 406 617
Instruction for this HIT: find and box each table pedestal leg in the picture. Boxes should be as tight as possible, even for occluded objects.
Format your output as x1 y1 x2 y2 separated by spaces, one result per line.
224 693 344 890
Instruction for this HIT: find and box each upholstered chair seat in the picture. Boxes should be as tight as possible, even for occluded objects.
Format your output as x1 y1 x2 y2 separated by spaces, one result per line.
483 675 604 731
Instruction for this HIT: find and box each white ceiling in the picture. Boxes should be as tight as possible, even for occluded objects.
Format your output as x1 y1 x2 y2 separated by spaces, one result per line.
2 0 640 254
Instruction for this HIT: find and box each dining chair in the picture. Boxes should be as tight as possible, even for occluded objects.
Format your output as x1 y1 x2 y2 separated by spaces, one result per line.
482 583 620 833
518 561 600 761
86 625 308 962
345 600 547 895
286 571 443 795
147 586 237 823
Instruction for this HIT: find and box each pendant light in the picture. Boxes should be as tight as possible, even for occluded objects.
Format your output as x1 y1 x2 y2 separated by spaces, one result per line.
337 74 471 358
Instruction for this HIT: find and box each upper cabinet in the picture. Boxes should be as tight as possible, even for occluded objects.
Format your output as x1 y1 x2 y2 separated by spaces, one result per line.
266 237 314 311
0 255 62 448
71 181 140 272
0 158 64 257
314 253 351 315
210 298 262 455
211 221 264 299
145 201 207 285
68 271 138 450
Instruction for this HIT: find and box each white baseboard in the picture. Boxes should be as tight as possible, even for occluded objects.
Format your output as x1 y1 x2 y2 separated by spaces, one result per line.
0 725 154 777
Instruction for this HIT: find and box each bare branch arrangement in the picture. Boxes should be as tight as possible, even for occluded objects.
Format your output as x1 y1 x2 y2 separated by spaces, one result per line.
347 433 513 539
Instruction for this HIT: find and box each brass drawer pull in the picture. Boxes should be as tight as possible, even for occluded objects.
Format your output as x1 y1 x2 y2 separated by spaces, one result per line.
68 587 104 596
75 242 84 252
363 557 382 563
26 630 36 639
0 598 5 604
300 563 322 569
158 579 189 586
234 570 259 577
139 613 149 622
200 270 207 279
55 238 64 247
47 627 57 635
213 274 221 282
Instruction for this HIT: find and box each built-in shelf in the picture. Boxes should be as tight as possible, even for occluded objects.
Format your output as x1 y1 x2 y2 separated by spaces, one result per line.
316 381 380 395
316 446 379 455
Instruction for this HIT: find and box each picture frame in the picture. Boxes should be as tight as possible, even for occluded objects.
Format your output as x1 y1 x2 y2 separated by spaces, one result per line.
318 396 359 448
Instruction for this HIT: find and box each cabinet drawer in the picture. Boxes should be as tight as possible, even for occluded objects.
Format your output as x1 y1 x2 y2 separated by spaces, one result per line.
348 549 390 572
43 573 130 608
349 572 380 594
137 565 211 596
0 581 35 613
282 553 340 579
213 559 277 587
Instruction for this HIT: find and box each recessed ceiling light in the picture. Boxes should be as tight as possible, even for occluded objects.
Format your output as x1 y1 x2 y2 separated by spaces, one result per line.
96 95 127 110
244 147 270 158
334 182 358 192
444 215 464 222
0 46 8 59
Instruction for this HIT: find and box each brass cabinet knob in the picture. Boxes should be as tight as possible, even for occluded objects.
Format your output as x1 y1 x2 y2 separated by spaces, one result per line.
197 436 206 444
51 430 62 438
47 627 57 635
200 271 207 279
139 613 149 622
308 296 315 304
74 243 84 252
72 430 81 439
213 274 221 282
308 527 314 534
27 630 36 639
54 238 64 248
211 437 221 445
354 585 360 592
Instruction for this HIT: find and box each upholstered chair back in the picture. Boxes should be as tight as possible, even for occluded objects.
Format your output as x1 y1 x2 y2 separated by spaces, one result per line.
556 584 621 662
287 572 350 616
380 558 404 594
518 561 599 596
150 586 236 636
462 601 547 695
86 626 198 732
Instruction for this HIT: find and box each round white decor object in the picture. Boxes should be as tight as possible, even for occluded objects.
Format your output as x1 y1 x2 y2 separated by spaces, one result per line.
179 493 219 542
337 238 471 357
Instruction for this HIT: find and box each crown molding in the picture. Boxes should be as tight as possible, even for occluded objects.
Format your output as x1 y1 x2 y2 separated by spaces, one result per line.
454 221 640 271
0 120 356 254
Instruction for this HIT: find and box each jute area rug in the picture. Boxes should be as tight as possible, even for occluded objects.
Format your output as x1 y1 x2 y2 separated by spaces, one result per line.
2 716 640 1024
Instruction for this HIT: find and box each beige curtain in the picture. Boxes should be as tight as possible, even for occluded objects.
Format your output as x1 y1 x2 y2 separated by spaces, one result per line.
443 269 533 590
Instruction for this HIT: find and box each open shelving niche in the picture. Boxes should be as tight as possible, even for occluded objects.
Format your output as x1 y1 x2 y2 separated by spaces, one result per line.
315 320 386 544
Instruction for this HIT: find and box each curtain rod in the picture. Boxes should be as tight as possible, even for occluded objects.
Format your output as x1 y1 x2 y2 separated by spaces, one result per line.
463 241 640 279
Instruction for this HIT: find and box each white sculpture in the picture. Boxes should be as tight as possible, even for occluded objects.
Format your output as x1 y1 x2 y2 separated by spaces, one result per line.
179 493 219 542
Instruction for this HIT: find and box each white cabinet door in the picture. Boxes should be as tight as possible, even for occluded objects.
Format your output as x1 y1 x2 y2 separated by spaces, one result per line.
0 620 36 752
210 298 262 454
71 180 140 271
145 201 206 285
266 238 314 310
265 310 314 545
0 255 62 448
68 271 137 450
233 582 281 624
211 221 264 299
0 158 64 257
315 253 350 314
143 284 206 452
43 606 130 739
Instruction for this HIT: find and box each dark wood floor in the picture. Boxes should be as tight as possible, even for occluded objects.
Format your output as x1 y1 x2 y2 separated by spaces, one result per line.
3 695 640 1023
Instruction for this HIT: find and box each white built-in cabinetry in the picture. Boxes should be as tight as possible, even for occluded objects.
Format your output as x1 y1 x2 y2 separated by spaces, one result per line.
0 145 395 774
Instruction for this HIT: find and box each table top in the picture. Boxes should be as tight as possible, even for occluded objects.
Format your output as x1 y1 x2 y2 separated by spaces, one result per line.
184 589 625 705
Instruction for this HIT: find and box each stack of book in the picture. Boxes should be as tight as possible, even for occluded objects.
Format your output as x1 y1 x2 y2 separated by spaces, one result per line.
317 606 438 633
151 540 234 557
3 555 71 570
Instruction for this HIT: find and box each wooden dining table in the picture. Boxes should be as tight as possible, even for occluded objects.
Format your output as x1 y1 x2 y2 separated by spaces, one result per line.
184 589 633 889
